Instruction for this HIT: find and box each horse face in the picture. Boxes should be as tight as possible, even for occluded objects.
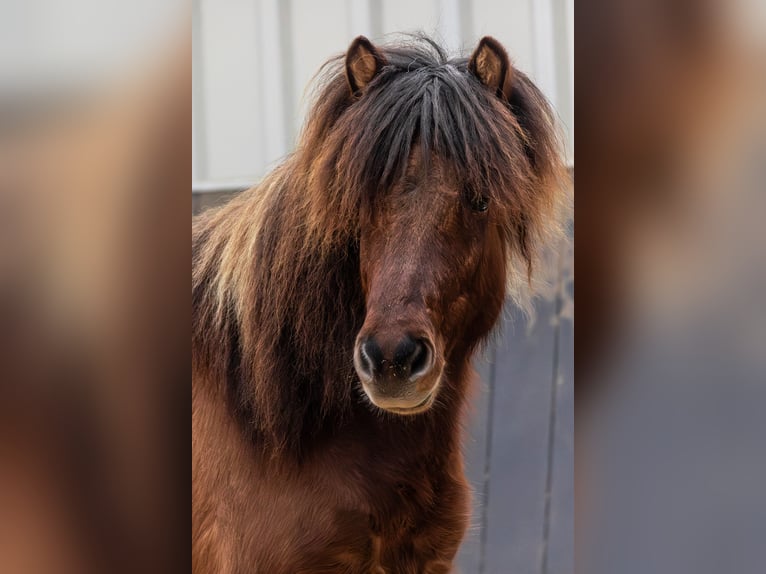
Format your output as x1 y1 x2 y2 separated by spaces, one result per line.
342 35 549 414
353 158 507 415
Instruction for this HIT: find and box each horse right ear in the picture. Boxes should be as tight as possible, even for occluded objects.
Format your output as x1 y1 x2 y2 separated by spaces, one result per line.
345 36 387 96
468 36 513 102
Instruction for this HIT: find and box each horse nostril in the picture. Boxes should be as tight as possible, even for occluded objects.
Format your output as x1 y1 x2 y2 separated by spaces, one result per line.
359 338 384 378
357 335 433 382
409 340 431 378
393 337 432 380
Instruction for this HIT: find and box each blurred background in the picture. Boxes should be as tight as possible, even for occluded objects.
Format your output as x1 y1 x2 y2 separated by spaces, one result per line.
0 2 189 573
576 1 766 573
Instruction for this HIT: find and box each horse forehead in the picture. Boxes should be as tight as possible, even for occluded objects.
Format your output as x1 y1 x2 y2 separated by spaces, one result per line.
379 179 459 228
402 150 460 187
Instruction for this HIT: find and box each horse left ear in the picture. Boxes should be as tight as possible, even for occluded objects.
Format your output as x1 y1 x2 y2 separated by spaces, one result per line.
345 36 387 96
468 36 513 101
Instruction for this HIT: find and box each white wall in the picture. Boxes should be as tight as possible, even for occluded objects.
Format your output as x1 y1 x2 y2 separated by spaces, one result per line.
193 0 573 187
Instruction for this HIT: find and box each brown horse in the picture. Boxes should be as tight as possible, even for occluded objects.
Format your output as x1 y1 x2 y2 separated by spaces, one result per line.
192 35 567 573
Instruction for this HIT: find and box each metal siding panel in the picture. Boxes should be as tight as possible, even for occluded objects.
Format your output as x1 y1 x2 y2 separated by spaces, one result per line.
458 0 474 48
531 0 558 105
192 0 206 180
347 0 373 39
457 347 497 573
470 0 536 79
545 247 574 574
436 0 463 53
199 0 263 180
553 0 575 155
483 300 558 574
551 0 574 156
381 0 439 36
256 0 289 168
289 0 351 138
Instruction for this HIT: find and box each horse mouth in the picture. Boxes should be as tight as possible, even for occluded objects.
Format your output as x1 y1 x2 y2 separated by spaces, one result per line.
363 385 437 415
384 392 435 415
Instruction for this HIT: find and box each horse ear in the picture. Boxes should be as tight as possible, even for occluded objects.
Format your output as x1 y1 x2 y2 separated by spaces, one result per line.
468 36 513 101
345 36 387 96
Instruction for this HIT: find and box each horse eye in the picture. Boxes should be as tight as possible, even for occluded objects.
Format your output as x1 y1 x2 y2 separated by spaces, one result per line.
470 195 490 213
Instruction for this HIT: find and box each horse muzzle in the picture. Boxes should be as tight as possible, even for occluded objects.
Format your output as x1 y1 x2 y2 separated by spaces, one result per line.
353 331 443 414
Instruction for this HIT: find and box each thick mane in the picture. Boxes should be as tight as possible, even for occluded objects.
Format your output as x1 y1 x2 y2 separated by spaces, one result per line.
192 35 568 452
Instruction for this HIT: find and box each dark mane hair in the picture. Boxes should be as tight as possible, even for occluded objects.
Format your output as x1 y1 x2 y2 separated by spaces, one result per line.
192 34 568 452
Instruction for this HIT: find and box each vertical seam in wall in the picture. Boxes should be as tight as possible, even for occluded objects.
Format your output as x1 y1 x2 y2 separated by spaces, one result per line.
278 0 295 148
345 0 352 39
529 0 540 81
346 0 373 44
369 0 383 40
478 341 497 574
192 0 208 181
255 0 267 179
540 243 565 574
458 0 473 50
437 0 462 54
550 0 572 155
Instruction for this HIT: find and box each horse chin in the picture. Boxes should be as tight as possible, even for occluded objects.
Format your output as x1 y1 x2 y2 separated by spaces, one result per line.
360 373 442 416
